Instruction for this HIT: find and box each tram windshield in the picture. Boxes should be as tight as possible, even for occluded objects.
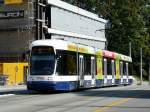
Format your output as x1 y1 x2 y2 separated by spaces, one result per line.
30 46 55 75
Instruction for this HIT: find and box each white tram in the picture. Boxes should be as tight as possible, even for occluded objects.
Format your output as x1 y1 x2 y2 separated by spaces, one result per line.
27 39 133 91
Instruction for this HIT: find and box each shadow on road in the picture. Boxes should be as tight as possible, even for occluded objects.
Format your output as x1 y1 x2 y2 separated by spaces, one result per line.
74 89 150 99
0 90 36 95
1 86 150 99
0 89 69 96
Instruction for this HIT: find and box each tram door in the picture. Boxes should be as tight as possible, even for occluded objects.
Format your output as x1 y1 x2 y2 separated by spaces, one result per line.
126 63 129 83
111 60 115 84
120 61 123 84
79 55 84 87
104 58 107 85
91 57 96 86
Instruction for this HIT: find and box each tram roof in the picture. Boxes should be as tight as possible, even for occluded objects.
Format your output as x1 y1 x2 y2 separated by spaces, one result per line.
31 39 95 54
96 49 132 62
119 54 132 62
31 39 132 62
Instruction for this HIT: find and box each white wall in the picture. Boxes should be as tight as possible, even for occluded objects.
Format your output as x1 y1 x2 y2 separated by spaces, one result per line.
51 6 106 40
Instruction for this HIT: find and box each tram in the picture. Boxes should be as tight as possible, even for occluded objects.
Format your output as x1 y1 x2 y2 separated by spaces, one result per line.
27 39 133 91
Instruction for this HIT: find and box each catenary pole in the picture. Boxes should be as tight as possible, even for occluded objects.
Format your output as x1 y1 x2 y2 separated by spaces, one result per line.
149 60 150 85
129 42 131 57
140 48 143 85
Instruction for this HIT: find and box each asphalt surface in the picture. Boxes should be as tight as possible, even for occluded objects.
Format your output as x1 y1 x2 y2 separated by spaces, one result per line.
0 83 150 112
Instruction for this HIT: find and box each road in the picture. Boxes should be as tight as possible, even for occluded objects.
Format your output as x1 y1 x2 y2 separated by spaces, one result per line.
0 83 150 112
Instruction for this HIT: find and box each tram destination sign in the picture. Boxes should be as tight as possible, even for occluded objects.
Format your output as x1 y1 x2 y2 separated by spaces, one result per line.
0 10 24 19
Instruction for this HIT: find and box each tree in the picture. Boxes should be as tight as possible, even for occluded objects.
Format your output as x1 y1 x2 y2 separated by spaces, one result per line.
62 0 150 77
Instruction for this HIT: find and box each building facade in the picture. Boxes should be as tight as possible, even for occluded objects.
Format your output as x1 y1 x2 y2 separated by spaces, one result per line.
0 0 34 62
0 0 107 62
45 0 107 49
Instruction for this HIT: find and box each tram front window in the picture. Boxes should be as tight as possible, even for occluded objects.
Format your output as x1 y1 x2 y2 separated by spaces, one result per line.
30 46 55 75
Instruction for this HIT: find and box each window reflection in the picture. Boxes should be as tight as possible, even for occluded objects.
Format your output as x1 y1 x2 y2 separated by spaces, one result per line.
56 50 77 75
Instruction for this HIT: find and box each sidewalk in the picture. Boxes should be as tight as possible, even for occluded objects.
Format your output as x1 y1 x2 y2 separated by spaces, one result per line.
0 85 26 92
132 76 149 85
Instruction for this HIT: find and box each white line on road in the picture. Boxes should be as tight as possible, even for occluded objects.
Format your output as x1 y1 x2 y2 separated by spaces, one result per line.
0 94 15 98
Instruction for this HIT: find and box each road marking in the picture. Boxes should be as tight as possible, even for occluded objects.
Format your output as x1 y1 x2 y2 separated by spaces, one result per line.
94 86 150 112
0 94 14 98
94 98 132 112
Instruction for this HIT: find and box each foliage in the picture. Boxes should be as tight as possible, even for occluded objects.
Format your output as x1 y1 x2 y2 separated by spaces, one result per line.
62 0 150 77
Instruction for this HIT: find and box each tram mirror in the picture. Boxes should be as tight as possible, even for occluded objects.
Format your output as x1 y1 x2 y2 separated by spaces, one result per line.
25 50 31 61
56 55 61 59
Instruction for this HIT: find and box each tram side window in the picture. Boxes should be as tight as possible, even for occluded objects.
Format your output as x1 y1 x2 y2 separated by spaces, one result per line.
107 58 112 75
111 60 116 76
120 61 123 76
102 58 104 75
84 55 91 75
103 58 115 76
128 63 132 76
123 62 126 75
103 58 107 75
114 61 116 75
56 50 77 75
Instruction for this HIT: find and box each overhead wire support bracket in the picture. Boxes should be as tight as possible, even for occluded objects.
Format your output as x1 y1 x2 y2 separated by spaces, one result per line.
38 3 46 7
36 19 45 23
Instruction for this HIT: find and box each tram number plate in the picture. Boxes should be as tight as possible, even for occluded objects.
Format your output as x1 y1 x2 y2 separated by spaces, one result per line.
36 77 45 80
